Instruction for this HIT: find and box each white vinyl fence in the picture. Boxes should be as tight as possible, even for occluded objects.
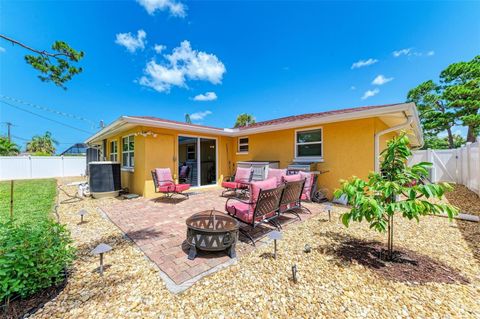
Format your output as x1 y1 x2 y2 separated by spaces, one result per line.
0 156 86 181
409 138 480 195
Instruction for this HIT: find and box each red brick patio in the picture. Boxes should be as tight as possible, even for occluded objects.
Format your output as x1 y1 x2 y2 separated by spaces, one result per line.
101 188 323 286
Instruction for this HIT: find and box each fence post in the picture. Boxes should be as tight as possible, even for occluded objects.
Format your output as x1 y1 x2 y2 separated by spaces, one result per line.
61 155 65 177
466 142 472 190
426 148 435 182
477 138 480 196
28 155 33 178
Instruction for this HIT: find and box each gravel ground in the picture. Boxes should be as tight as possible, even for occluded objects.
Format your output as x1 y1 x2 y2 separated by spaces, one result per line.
32 180 480 319
444 184 480 217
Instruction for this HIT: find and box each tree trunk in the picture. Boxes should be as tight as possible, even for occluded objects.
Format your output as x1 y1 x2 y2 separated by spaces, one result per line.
387 215 394 260
467 126 476 143
446 127 455 149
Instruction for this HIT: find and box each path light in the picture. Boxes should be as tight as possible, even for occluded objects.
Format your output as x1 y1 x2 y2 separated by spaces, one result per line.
91 243 112 276
292 264 298 283
77 209 88 224
325 204 333 222
304 244 311 253
269 231 282 259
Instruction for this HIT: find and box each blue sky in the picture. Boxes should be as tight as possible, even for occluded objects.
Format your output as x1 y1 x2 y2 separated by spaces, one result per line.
0 0 479 153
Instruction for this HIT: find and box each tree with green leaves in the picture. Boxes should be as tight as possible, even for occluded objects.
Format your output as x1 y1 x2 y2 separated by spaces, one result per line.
234 113 256 128
26 131 58 156
0 34 84 89
407 55 480 148
0 136 20 156
334 133 458 260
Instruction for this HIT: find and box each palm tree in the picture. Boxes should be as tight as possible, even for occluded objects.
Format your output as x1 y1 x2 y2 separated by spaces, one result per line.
26 131 58 155
234 113 256 128
0 136 20 156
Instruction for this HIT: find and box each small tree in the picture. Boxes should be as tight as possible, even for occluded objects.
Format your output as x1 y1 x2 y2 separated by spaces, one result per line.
0 137 20 156
26 131 58 155
334 133 458 260
234 113 256 128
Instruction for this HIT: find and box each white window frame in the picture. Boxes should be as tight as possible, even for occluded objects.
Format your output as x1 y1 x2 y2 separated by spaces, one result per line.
294 127 323 161
237 136 249 154
110 140 118 162
122 135 135 169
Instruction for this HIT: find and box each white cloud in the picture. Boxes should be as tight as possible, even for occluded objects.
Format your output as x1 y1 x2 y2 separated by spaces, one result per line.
350 86 356 90
115 29 147 53
372 75 394 85
351 58 378 69
190 110 212 121
393 48 412 57
137 0 186 17
361 88 380 100
154 44 166 54
0 47 5 53
139 40 226 93
193 92 217 101
393 48 435 57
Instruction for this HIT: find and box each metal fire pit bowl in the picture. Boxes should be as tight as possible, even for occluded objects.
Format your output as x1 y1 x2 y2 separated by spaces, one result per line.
186 210 239 260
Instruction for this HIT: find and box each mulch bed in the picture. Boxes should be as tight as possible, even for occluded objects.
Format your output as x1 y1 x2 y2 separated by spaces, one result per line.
318 232 470 284
1 273 68 319
444 184 480 217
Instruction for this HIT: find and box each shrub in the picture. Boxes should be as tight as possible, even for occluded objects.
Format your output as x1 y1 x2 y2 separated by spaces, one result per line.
0 220 75 302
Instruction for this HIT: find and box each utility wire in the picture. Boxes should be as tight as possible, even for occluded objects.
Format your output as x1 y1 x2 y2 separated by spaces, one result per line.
0 100 93 134
0 95 96 126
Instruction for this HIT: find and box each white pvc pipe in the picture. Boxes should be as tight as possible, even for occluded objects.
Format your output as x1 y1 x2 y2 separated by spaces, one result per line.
374 116 413 172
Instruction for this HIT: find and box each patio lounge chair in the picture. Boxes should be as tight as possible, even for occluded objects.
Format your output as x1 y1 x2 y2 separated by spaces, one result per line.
267 168 287 186
151 168 190 199
221 167 254 197
225 178 284 245
279 178 311 220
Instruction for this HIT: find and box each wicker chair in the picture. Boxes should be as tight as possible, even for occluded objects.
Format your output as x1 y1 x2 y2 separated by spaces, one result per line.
151 168 190 199
225 180 284 245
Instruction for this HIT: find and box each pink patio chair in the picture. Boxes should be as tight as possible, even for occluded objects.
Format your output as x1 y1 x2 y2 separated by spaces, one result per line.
267 168 287 186
221 167 254 197
225 178 284 245
279 178 310 219
151 168 190 199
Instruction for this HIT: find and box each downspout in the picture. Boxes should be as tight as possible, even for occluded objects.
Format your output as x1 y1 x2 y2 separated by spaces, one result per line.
374 115 413 172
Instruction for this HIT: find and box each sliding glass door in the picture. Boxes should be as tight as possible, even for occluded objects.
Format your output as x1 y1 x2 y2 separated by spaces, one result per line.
178 136 216 187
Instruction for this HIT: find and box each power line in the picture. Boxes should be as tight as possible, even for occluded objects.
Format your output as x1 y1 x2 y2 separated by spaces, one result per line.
0 95 96 126
0 100 93 134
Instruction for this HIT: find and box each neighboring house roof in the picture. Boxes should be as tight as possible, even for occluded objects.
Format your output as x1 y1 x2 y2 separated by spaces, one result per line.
60 143 88 155
85 102 423 146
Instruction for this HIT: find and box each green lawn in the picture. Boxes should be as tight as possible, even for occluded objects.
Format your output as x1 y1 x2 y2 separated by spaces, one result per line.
0 179 57 224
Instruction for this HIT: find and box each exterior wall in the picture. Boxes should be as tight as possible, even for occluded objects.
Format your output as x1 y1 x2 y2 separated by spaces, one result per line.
103 117 398 199
106 126 234 197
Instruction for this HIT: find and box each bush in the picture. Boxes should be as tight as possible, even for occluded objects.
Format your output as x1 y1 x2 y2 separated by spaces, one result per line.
0 220 75 302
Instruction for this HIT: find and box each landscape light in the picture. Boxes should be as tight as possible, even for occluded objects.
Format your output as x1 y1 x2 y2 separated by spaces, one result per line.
268 230 282 259
91 243 112 276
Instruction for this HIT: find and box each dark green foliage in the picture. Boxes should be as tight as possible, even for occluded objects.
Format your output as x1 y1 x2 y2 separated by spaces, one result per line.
0 220 75 301
0 137 19 156
26 131 58 155
334 133 458 259
24 41 84 89
234 113 256 128
407 55 480 147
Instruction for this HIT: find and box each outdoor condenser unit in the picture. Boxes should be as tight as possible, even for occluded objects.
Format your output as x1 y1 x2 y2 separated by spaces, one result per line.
88 161 121 199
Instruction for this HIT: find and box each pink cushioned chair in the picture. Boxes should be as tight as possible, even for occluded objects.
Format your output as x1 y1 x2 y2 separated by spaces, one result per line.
151 168 190 199
221 167 254 197
267 168 287 187
225 178 284 245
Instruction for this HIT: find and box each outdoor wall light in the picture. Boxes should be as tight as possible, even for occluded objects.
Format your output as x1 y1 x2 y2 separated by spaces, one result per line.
91 243 112 276
269 230 282 259
77 209 88 224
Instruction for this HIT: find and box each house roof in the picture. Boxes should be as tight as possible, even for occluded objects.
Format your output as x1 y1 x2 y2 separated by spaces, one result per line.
85 102 423 146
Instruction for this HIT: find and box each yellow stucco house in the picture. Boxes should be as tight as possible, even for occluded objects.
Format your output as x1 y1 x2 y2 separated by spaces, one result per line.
85 102 423 198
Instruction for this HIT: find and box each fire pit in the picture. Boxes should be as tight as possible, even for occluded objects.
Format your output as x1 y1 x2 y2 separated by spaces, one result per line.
186 210 239 260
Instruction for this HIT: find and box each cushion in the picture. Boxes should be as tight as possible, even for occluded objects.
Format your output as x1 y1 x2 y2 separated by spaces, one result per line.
175 184 190 192
158 184 190 193
222 181 242 189
234 167 252 183
179 165 190 178
283 174 303 183
300 171 314 200
226 202 253 223
250 177 277 203
267 168 287 186
155 168 174 187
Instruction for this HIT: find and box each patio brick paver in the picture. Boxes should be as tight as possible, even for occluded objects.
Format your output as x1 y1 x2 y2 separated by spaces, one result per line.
101 188 321 285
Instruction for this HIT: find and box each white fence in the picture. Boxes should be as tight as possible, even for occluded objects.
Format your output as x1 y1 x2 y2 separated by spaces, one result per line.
409 139 480 195
0 156 86 181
